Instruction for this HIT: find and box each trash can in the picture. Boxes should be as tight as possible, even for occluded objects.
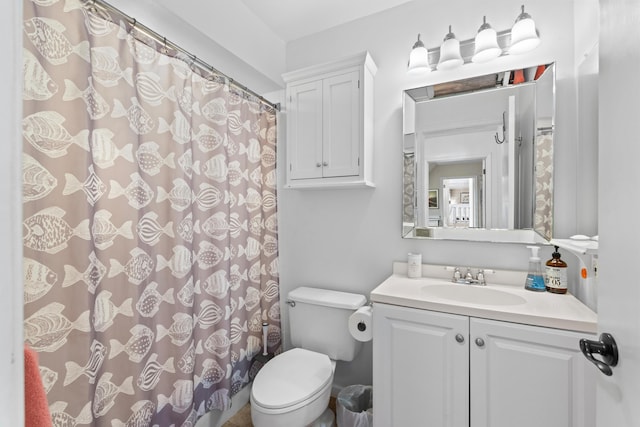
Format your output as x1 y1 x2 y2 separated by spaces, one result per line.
336 385 373 427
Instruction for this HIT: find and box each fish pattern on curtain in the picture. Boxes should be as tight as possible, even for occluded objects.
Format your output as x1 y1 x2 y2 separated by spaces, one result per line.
534 133 553 239
402 152 415 226
22 0 281 425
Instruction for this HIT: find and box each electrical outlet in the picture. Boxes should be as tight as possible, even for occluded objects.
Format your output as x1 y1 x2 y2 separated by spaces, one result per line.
592 255 598 278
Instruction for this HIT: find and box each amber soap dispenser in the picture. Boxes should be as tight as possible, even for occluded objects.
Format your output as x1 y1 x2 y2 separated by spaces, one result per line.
545 246 568 294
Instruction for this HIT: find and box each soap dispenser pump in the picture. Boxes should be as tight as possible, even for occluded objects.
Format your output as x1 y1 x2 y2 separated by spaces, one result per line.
525 246 546 291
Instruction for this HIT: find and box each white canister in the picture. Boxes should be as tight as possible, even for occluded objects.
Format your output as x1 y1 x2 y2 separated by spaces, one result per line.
407 253 422 278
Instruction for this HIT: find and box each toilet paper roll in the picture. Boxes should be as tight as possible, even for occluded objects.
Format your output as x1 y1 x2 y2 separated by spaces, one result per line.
349 306 373 342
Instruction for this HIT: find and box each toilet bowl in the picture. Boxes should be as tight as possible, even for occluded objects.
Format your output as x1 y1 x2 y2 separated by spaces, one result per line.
250 287 367 427
250 348 336 427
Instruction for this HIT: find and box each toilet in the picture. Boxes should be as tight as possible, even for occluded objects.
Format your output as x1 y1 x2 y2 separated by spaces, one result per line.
250 286 367 427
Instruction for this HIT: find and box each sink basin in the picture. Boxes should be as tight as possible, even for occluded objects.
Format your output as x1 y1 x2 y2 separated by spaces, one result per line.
421 284 526 306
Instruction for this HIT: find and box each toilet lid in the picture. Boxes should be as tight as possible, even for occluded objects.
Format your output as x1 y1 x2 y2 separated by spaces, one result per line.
252 348 332 410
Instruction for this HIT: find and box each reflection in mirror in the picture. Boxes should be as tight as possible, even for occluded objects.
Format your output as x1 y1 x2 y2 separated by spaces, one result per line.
402 64 555 243
440 167 482 228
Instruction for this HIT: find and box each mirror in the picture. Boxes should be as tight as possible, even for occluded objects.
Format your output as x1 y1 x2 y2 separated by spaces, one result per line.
402 63 555 243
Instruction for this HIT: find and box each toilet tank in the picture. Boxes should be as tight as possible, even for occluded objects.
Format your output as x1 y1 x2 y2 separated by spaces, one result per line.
287 287 367 362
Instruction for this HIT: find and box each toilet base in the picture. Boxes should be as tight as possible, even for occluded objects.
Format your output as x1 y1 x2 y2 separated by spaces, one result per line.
308 407 335 427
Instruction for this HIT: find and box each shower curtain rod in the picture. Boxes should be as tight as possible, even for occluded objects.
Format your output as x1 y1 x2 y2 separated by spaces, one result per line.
87 0 281 111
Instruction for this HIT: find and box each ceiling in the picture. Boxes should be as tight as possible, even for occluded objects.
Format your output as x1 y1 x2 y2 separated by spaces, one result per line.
238 0 414 42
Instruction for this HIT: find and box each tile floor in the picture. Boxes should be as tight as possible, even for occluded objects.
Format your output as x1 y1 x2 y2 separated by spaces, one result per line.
222 397 337 427
221 402 252 427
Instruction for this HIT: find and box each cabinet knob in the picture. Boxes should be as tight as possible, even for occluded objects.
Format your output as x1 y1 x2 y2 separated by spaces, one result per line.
475 337 485 347
316 162 322 167
455 333 465 343
323 161 329 167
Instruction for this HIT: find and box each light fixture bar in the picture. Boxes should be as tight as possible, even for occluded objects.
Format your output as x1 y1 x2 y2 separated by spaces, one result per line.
425 29 512 71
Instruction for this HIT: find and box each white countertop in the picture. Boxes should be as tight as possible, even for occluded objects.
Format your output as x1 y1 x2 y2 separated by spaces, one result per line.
370 263 597 333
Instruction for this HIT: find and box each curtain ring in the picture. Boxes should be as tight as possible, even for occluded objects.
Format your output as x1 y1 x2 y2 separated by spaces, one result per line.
160 36 168 54
130 18 137 35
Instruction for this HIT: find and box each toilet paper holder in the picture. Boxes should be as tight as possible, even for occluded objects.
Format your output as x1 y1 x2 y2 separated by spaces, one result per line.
349 304 373 342
357 303 373 331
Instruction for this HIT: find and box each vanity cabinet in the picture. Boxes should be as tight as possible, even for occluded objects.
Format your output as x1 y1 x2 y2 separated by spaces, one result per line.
373 303 596 427
282 51 376 189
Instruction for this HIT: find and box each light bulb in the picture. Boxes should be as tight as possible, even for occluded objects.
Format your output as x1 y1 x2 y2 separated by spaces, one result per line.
437 26 463 70
472 16 501 63
509 5 541 55
408 34 430 74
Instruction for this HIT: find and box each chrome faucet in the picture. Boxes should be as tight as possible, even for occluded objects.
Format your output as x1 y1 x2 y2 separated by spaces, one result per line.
450 267 487 286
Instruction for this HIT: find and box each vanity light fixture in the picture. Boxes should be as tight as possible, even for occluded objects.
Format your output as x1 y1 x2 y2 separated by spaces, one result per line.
406 4 540 74
472 16 501 63
509 5 541 55
437 26 464 70
407 34 430 74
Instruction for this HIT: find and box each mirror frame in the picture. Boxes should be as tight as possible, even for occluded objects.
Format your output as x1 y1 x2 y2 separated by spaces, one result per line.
402 63 555 244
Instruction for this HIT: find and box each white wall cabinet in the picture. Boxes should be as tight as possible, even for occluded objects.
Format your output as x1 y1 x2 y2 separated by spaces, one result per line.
282 52 376 189
373 303 596 427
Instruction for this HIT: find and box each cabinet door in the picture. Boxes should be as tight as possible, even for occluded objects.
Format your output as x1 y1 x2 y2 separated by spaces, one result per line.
373 304 469 427
288 80 323 180
322 70 360 178
470 318 596 427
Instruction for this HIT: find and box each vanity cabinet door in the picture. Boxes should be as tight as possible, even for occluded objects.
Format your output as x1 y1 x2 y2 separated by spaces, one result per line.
373 303 469 427
469 318 596 427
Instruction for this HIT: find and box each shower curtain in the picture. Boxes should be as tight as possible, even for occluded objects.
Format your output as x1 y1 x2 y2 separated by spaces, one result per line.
22 0 280 425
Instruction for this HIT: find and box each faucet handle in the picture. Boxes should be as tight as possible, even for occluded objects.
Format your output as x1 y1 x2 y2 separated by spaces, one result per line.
453 267 461 281
476 269 486 285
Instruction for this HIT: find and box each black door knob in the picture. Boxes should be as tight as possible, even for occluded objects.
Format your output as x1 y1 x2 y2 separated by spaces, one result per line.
580 333 618 376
